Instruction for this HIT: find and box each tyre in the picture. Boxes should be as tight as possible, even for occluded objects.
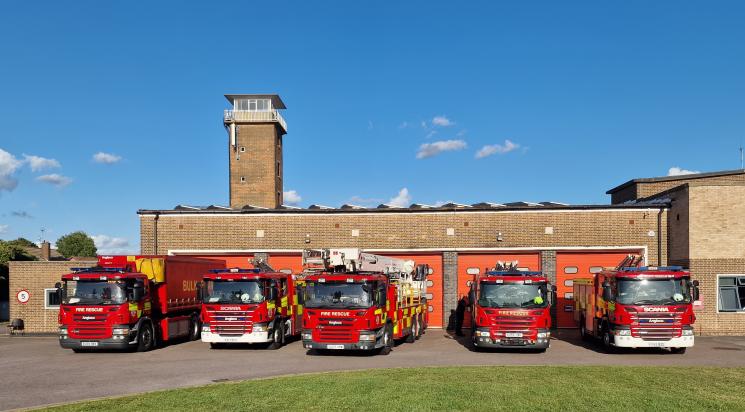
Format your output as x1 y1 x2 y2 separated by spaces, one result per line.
405 318 417 343
137 322 155 352
415 315 423 340
379 324 392 355
579 317 590 341
602 327 615 353
189 315 200 341
670 347 687 354
267 320 283 350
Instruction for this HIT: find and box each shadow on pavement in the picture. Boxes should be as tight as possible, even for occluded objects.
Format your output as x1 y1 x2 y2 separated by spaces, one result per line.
443 329 549 354
552 328 687 355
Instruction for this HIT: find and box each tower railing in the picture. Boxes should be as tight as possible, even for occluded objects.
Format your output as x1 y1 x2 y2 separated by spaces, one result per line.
224 109 287 132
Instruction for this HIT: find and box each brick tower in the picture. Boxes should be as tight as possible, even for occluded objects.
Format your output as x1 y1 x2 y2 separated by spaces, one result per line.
223 94 287 209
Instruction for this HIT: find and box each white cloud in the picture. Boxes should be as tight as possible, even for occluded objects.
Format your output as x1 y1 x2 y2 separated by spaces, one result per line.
425 130 437 139
668 167 700 176
92 234 132 255
283 190 302 205
36 174 72 187
432 116 454 127
23 154 60 172
388 188 411 207
0 148 22 192
416 139 467 159
93 152 122 164
475 140 520 159
0 224 8 234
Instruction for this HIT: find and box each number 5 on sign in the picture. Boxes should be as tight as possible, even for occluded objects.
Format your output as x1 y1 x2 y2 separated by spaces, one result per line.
17 290 30 304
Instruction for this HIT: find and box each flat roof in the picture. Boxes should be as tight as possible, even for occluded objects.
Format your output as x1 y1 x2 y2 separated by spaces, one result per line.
224 94 286 109
606 169 745 194
138 201 668 215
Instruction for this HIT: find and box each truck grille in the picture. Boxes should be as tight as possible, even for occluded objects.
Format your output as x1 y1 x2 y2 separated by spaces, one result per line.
631 313 682 341
69 314 110 339
209 309 254 336
315 317 357 343
489 316 536 333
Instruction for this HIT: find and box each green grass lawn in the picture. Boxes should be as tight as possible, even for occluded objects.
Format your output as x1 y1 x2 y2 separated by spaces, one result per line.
44 366 745 411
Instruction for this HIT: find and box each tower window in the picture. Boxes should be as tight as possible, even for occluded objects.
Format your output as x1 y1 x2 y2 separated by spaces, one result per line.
234 98 271 112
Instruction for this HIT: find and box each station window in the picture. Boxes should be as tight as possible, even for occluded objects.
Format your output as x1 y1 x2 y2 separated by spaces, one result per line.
426 280 434 287
466 267 479 275
565 292 573 300
589 266 603 274
564 266 578 274
718 275 745 312
279 269 292 274
564 280 573 287
44 288 60 309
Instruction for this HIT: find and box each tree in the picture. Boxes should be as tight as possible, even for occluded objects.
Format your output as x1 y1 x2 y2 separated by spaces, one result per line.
55 231 97 258
0 240 36 280
8 237 38 249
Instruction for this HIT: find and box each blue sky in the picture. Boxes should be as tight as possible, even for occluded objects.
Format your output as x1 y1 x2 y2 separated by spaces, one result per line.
1 1 744 253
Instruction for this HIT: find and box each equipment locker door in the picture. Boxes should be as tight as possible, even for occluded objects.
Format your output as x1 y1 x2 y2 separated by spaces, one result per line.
457 253 541 329
380 253 443 328
555 251 641 328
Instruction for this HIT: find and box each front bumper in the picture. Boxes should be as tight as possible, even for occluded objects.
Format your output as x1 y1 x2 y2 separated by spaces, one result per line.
473 329 550 349
59 335 135 350
613 334 694 348
302 328 381 351
201 330 270 344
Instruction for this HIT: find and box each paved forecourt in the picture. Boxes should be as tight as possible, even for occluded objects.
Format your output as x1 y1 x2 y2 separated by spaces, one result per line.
3 331 745 410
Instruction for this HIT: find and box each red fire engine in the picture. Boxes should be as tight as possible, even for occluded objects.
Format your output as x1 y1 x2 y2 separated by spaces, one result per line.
301 248 429 354
199 262 303 349
574 255 699 353
469 262 554 351
57 255 224 352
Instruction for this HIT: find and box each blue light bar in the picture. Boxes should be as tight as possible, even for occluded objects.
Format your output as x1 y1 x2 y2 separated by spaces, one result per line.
208 268 261 274
72 267 128 273
486 271 544 277
620 266 684 272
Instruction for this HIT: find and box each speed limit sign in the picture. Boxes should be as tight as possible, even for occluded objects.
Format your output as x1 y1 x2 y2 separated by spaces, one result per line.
17 290 30 304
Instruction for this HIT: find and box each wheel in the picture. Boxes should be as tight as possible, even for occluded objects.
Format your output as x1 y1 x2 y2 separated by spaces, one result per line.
405 318 417 343
579 317 590 341
189 315 200 341
267 319 283 350
379 324 392 355
602 327 615 353
415 315 423 340
670 347 687 354
137 322 155 352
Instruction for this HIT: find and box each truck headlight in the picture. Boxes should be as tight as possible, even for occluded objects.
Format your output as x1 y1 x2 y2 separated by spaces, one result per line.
359 333 376 341
302 333 312 340
537 332 550 338
253 323 268 332
112 327 129 335
616 329 631 336
202 325 211 333
476 330 491 337
59 327 68 335
682 329 694 336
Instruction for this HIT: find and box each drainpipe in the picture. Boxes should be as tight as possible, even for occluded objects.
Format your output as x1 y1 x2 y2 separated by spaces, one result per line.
657 208 663 266
153 213 160 255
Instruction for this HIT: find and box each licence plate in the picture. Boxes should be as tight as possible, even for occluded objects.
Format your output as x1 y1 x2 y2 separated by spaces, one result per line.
648 342 667 347
81 341 99 347
505 332 523 338
326 344 345 350
223 338 238 342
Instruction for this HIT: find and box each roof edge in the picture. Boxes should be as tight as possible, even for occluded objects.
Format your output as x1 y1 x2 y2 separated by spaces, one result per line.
606 169 745 194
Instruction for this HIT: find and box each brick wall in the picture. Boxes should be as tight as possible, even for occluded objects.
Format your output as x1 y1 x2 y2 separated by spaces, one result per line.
688 185 745 260
687 258 745 335
442 252 458 329
8 261 96 334
140 208 667 265
610 186 638 204
611 173 745 204
229 123 282 209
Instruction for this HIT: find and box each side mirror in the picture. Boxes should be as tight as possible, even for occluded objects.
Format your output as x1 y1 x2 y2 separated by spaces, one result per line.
54 282 62 289
602 285 613 302
132 281 145 301
196 282 204 302
55 282 63 304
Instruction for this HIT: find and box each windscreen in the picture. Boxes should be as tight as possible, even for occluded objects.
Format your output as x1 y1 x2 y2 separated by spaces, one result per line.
205 280 264 304
478 282 548 309
63 280 126 305
617 278 691 305
304 281 373 309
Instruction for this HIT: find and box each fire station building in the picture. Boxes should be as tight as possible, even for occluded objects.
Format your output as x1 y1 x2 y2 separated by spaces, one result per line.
9 94 745 335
